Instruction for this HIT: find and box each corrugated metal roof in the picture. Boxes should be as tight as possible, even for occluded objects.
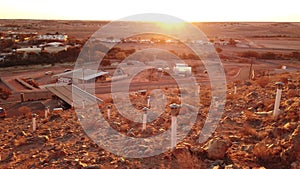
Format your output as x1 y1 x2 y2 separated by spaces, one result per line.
53 68 108 81
45 84 102 107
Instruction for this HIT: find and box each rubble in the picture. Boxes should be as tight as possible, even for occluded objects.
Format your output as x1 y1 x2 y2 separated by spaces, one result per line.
204 138 231 160
0 71 299 168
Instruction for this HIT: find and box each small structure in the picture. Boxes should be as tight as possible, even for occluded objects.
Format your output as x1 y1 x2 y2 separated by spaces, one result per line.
45 42 64 47
45 84 102 108
53 68 109 84
173 63 191 76
16 47 41 54
7 31 37 40
38 33 68 41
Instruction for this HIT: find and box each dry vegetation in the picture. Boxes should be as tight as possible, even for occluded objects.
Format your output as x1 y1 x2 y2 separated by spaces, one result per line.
255 77 270 88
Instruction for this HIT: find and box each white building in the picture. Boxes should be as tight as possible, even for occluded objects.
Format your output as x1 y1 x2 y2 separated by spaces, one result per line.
173 63 192 76
53 68 109 84
38 34 68 41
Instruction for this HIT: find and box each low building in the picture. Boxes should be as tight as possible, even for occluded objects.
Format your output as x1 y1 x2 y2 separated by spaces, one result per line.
173 63 192 76
16 47 41 54
38 33 68 41
53 68 109 84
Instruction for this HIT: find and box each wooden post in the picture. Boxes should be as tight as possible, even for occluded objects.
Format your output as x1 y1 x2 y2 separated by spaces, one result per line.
44 106 49 118
107 105 111 120
45 108 48 119
274 82 284 117
32 113 37 132
234 83 237 94
20 93 25 102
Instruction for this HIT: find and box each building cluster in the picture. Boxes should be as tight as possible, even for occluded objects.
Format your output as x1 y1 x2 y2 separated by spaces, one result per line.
0 31 68 42
38 34 68 41
0 25 72 62
97 37 248 47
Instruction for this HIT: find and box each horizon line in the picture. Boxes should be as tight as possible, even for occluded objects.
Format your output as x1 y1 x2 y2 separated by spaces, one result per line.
1 18 300 23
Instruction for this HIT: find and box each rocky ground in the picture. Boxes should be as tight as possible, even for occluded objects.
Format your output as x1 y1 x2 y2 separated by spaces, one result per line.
0 71 299 169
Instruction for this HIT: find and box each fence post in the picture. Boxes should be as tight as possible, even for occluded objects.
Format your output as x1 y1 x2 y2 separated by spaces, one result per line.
107 105 111 120
20 93 25 102
147 96 151 108
142 107 148 131
45 106 50 118
234 83 237 94
169 103 180 149
273 82 284 117
32 113 37 132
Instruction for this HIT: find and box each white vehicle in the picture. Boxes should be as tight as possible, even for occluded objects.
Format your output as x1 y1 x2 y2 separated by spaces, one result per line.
173 63 192 76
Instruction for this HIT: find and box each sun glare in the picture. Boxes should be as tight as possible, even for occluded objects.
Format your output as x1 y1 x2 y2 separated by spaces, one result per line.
155 21 186 32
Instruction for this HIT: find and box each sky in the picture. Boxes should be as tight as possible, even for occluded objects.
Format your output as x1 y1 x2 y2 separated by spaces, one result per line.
0 0 300 22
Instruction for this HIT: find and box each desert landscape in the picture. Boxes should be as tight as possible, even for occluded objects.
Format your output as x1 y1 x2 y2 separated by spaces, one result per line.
0 20 299 169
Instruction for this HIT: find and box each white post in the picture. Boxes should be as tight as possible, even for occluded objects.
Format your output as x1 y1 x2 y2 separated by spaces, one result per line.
44 108 47 118
234 84 237 94
142 113 147 131
142 107 148 131
147 96 151 108
45 106 49 118
82 66 85 90
194 85 200 96
169 103 180 149
82 100 85 109
107 105 111 120
32 113 37 132
273 82 284 117
171 116 177 148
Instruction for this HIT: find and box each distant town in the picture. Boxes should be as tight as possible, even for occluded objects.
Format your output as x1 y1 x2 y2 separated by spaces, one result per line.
0 22 272 67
